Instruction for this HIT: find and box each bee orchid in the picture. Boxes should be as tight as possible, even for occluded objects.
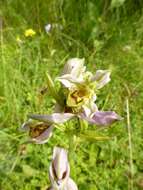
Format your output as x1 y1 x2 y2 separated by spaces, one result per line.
49 147 78 190
57 58 111 109
21 113 74 144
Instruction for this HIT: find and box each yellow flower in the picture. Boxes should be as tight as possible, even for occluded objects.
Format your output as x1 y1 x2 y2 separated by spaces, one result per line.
24 29 36 37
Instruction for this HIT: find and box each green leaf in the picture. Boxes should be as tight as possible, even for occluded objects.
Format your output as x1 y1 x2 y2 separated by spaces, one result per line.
46 72 64 106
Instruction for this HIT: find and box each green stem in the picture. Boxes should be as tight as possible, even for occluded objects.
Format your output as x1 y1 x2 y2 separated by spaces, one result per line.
79 118 88 132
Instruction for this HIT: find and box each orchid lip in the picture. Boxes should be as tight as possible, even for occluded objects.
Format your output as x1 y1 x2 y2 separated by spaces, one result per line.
20 120 54 144
30 125 53 144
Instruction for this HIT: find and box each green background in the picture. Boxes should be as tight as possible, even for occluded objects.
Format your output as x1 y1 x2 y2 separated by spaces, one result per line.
0 0 143 189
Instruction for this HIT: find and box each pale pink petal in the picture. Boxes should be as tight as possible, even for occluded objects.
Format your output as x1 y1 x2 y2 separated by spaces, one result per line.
52 147 69 180
28 113 75 124
80 111 122 126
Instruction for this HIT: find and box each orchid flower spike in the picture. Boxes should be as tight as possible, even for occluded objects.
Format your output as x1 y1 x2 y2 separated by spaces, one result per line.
49 147 78 190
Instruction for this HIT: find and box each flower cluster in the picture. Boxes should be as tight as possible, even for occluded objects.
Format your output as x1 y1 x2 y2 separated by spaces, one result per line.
48 147 78 190
21 58 122 144
24 29 36 37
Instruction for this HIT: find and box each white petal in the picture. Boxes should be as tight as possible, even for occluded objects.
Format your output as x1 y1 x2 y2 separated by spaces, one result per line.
53 147 69 180
62 58 85 76
49 178 78 190
66 178 78 190
82 95 98 118
20 119 33 131
82 102 98 118
57 58 86 88
57 74 84 88
92 70 111 89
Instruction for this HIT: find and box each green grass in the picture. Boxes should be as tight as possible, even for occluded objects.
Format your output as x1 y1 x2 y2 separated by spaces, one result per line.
0 0 143 189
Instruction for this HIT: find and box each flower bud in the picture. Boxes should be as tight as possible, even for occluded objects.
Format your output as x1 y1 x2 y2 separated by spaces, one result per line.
49 147 70 189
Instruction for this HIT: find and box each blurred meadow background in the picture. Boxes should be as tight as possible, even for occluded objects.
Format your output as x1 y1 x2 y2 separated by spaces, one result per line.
0 0 143 189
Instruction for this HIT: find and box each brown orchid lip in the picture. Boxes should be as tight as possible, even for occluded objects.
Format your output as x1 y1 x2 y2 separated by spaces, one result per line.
67 85 91 107
29 123 50 138
71 91 83 104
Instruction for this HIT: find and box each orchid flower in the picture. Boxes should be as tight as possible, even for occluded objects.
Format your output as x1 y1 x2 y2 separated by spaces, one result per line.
57 58 110 109
55 58 122 125
21 119 54 144
49 147 78 190
21 113 74 144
